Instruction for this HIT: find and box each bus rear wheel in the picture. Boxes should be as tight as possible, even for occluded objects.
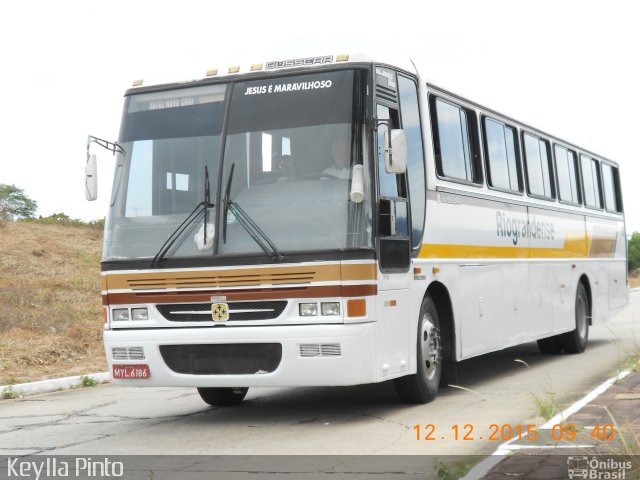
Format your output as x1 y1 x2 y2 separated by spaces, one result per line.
561 283 589 354
394 296 443 404
197 387 248 406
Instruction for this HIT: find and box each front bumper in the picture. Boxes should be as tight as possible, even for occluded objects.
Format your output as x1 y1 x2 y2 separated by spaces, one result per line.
104 322 377 387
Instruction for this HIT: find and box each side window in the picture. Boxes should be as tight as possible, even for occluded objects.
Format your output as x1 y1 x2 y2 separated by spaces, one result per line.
601 163 622 212
554 145 580 204
398 75 426 249
580 154 602 209
482 117 521 192
430 97 481 183
523 132 554 199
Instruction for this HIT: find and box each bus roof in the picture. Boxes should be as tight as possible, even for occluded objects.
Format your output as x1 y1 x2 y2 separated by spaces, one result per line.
123 53 616 167
125 52 417 91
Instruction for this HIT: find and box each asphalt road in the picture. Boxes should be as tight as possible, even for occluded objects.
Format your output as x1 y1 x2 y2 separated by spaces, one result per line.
1 291 638 457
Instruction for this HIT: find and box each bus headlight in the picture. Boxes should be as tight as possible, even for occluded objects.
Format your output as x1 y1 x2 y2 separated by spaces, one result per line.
112 308 130 321
131 308 149 321
299 303 318 316
321 302 340 316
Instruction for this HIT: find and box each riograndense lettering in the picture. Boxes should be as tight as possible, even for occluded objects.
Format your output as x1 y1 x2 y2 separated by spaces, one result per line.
496 212 555 245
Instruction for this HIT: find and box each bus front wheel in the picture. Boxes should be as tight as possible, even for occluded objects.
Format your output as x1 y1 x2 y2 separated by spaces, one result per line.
394 296 443 404
197 387 248 406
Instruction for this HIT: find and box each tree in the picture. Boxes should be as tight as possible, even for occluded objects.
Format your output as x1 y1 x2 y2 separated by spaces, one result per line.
629 232 640 273
0 184 37 220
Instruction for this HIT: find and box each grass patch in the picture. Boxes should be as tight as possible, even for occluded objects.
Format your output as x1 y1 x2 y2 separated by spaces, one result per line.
627 353 640 372
603 406 640 456
2 386 19 400
434 458 478 480
531 390 560 422
0 375 17 386
80 376 100 388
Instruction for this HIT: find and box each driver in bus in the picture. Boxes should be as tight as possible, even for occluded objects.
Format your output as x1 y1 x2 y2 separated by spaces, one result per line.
323 138 351 179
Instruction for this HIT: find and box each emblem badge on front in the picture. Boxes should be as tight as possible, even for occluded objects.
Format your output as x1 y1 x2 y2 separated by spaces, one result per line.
211 303 229 322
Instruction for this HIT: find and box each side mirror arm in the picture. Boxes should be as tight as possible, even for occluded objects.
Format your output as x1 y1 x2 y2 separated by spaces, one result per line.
85 135 126 202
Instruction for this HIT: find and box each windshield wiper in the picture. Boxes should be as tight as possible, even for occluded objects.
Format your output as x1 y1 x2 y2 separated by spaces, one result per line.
222 163 284 262
150 166 214 267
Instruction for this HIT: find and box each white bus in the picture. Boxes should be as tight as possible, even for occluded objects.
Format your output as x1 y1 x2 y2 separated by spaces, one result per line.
87 53 627 405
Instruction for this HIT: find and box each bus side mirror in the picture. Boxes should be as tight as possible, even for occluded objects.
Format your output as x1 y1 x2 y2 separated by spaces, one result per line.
384 129 407 174
85 153 98 201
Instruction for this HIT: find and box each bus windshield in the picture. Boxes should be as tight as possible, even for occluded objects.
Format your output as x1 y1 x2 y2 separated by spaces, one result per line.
103 69 372 262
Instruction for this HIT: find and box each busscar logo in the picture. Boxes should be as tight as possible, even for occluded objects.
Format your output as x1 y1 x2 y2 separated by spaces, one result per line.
265 55 333 70
567 456 633 479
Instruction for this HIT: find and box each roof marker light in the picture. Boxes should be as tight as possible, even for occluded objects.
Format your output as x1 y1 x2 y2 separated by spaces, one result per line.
336 54 349 62
228 66 240 74
206 69 218 77
251 63 263 71
132 79 144 87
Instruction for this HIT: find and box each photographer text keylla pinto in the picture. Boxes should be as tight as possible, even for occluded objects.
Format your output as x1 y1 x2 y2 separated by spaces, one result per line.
6 457 124 479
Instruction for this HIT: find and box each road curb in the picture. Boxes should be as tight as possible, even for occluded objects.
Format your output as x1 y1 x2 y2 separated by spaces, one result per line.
1 372 110 398
460 369 633 480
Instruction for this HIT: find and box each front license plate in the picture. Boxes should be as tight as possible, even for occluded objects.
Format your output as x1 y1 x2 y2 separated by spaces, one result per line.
112 364 150 379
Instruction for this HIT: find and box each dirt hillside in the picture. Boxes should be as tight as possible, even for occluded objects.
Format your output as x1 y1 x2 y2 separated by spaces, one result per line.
0 220 106 385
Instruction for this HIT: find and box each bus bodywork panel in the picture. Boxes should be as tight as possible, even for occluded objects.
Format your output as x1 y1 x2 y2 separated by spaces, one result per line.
417 188 627 361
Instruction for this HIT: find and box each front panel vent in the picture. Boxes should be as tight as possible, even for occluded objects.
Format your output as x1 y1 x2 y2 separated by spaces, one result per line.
112 347 128 360
111 346 145 361
299 343 342 357
320 344 342 357
127 346 145 360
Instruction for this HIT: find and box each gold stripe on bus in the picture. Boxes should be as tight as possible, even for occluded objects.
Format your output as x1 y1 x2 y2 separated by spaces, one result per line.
417 235 602 259
341 262 377 281
104 263 376 291
418 244 529 259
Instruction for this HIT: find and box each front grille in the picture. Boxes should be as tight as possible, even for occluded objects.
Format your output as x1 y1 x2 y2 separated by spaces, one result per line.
160 344 282 375
156 301 287 322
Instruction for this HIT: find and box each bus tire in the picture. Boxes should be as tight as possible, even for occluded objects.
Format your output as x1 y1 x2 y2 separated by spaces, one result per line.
537 336 563 354
197 387 248 406
394 296 442 404
561 283 589 354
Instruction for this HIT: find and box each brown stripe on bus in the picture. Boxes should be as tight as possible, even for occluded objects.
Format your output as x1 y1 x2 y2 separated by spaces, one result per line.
105 284 377 305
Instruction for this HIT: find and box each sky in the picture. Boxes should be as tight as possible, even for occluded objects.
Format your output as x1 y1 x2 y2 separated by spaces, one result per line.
1 0 639 232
